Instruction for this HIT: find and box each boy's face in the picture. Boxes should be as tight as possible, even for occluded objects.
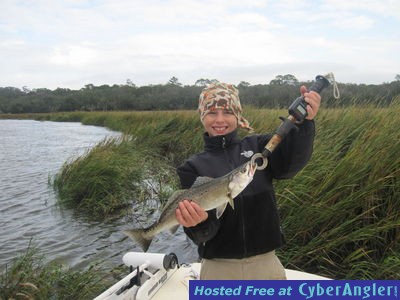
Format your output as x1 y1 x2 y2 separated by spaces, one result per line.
202 108 238 137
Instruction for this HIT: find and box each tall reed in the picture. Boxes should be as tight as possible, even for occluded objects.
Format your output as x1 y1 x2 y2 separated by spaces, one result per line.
28 104 400 279
52 136 144 217
0 243 106 299
275 105 400 279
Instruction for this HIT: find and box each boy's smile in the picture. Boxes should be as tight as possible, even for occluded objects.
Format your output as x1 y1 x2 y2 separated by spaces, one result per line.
202 109 238 137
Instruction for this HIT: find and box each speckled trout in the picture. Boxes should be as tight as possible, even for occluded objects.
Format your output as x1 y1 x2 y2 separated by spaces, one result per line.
124 161 257 252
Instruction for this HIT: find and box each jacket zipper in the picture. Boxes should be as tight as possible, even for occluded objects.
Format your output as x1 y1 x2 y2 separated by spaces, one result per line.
202 137 227 249
239 195 247 256
222 136 248 256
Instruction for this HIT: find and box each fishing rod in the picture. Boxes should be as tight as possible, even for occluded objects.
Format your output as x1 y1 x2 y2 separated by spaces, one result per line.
251 73 338 170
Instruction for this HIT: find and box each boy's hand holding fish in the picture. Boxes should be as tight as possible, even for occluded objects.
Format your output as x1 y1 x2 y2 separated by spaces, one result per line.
176 200 208 227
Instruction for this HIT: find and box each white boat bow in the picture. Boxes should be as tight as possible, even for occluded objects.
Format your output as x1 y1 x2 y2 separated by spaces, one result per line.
94 252 331 300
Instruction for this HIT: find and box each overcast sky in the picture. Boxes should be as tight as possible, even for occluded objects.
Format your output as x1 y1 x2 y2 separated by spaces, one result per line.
1 0 399 90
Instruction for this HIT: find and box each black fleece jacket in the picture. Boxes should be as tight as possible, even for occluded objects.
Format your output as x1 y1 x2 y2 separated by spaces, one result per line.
176 120 315 259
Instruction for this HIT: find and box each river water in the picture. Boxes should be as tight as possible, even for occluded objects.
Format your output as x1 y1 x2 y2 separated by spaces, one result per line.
0 119 197 272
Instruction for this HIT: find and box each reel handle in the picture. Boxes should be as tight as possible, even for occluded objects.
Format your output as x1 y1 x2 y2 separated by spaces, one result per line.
263 74 331 158
309 75 330 94
288 75 330 123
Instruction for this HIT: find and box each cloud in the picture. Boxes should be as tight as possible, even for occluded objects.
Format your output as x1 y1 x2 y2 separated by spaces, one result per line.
0 0 399 89
49 44 101 67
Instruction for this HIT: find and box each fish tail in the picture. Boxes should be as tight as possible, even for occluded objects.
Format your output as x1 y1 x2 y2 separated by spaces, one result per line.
124 229 153 252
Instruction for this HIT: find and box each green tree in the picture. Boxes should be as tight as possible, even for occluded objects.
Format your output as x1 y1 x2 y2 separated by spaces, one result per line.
238 81 251 88
167 76 182 86
270 75 284 85
126 79 136 87
270 74 298 85
195 78 211 86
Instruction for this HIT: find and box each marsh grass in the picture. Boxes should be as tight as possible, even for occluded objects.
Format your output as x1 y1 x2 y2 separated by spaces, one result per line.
0 243 107 300
9 103 400 280
275 105 400 279
52 130 184 219
52 136 144 218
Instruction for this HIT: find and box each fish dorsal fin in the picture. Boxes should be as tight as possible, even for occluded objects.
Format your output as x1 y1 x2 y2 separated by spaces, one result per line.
162 190 186 209
191 176 213 187
216 203 228 219
169 189 186 199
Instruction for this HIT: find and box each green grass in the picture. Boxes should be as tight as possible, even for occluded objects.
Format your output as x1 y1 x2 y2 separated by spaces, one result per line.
41 105 400 280
0 243 108 300
2 103 399 283
52 134 182 219
52 136 144 218
275 106 400 279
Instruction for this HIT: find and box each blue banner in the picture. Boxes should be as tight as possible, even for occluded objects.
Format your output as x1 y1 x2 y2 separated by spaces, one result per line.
190 280 399 300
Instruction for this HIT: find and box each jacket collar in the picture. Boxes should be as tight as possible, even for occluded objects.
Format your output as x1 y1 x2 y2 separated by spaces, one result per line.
203 130 241 151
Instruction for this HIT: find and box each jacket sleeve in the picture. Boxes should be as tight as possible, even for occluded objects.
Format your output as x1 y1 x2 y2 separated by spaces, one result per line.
260 119 315 179
176 159 221 245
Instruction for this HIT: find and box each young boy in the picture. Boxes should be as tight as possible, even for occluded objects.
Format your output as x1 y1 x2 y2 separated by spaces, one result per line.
176 82 320 279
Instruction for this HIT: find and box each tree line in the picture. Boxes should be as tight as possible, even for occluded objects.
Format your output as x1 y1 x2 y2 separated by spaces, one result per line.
1 74 399 114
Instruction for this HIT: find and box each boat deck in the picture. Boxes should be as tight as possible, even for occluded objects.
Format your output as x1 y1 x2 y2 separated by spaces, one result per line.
152 263 330 300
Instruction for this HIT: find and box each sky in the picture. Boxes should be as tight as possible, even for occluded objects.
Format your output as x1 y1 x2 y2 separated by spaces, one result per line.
1 0 399 90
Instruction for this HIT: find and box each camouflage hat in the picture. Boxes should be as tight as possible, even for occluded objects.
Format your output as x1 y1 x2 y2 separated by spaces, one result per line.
198 82 253 132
